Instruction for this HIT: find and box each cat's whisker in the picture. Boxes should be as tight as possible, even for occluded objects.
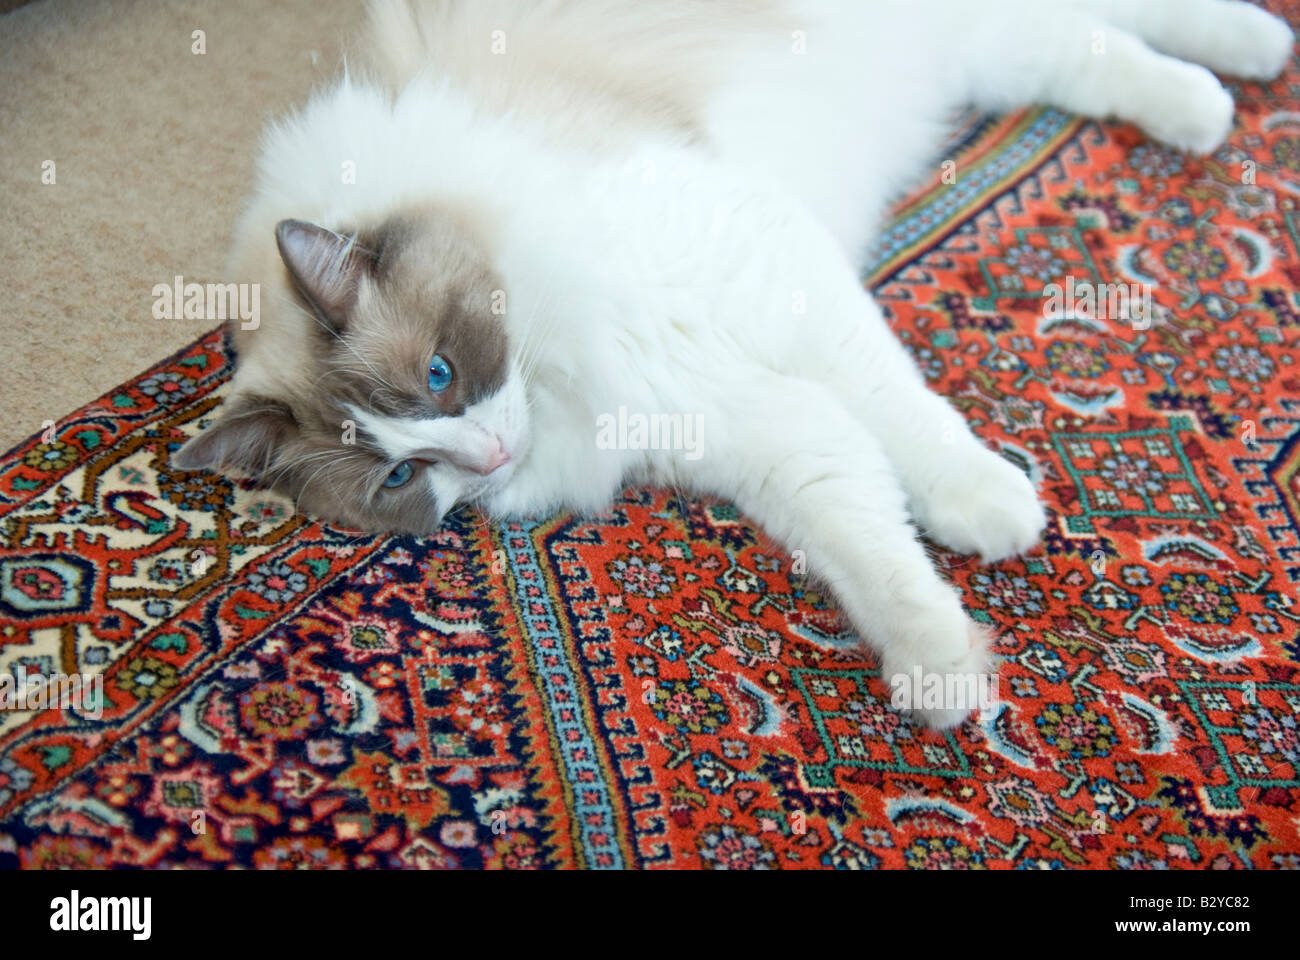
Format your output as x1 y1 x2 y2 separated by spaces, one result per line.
292 459 340 516
510 281 561 390
258 449 341 493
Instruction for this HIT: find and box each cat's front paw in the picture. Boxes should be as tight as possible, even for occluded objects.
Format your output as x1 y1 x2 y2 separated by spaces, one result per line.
912 446 1045 562
882 618 996 730
1138 61 1235 154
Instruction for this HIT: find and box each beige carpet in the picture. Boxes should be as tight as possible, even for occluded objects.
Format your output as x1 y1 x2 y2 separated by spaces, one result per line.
0 0 366 453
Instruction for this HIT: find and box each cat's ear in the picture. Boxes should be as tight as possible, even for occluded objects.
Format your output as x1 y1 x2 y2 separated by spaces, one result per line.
275 219 377 332
172 392 298 477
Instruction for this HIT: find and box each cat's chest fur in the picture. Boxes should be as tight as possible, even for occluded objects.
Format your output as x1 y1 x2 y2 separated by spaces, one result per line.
481 139 865 517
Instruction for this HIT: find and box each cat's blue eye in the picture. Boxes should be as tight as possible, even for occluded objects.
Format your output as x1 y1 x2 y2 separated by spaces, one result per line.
383 460 414 488
427 354 453 393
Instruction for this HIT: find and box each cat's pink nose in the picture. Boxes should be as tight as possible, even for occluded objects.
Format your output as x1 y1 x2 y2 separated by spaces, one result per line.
474 440 510 475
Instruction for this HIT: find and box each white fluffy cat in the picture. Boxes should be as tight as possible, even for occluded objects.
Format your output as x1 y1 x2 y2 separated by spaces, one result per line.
176 0 1295 727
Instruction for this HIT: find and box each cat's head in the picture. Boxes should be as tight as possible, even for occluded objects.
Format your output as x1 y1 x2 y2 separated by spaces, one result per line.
173 211 529 533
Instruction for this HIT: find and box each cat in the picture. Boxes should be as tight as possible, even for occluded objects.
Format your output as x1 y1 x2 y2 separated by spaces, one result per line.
175 0 1295 728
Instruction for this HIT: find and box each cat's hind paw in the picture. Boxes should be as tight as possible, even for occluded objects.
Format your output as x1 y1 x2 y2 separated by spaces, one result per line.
1202 3 1294 80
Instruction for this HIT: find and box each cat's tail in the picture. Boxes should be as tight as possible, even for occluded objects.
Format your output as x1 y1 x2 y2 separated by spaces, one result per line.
360 0 780 100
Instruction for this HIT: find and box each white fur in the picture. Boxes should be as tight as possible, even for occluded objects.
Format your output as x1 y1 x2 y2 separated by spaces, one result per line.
348 371 529 515
226 0 1293 727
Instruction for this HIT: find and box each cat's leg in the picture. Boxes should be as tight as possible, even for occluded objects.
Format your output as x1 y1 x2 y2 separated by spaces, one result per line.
947 2 1240 153
693 374 994 729
1073 0 1294 80
812 289 1046 563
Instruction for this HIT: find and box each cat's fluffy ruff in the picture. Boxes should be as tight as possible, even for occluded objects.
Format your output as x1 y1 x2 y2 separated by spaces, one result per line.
178 0 1294 728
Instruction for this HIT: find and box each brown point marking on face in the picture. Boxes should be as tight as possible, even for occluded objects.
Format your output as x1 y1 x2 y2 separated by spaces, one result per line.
178 206 512 535
333 210 509 418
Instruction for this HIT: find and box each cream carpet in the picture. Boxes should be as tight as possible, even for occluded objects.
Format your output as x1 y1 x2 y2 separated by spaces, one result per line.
0 0 365 453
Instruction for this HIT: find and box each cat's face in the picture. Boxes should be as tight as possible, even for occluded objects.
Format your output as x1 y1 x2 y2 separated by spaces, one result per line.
173 211 530 533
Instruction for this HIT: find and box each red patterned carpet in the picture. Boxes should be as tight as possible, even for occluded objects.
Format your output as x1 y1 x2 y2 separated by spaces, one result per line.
4 21 1300 870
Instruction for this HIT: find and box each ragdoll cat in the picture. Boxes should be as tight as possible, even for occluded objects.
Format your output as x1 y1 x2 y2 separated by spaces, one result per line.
175 0 1295 727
